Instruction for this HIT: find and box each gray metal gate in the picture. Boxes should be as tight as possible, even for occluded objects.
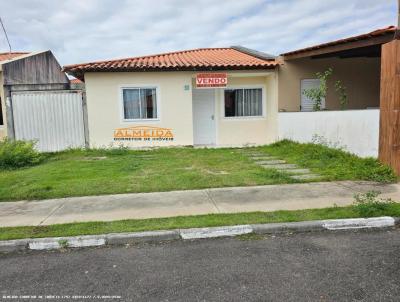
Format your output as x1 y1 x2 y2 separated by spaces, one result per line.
12 90 86 152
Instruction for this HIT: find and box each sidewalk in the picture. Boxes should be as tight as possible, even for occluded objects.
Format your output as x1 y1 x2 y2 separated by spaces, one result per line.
1 181 399 227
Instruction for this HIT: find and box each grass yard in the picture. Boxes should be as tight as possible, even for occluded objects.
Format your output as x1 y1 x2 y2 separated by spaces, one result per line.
261 140 395 183
1 203 399 241
0 140 395 201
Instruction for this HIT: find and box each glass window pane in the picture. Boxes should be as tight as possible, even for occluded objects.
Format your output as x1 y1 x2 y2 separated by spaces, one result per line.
243 88 262 116
143 88 157 119
224 89 244 117
224 90 236 117
123 89 140 119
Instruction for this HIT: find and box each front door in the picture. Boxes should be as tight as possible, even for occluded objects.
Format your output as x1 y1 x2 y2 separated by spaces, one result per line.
192 89 216 145
301 79 325 111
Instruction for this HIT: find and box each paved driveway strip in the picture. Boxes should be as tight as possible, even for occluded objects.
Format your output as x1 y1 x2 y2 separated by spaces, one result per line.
0 181 399 227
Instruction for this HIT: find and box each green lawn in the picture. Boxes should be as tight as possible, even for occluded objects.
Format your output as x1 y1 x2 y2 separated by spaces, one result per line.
1 203 399 241
262 140 395 183
0 140 395 201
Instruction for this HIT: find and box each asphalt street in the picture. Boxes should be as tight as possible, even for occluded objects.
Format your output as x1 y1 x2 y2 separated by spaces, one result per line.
1 229 399 301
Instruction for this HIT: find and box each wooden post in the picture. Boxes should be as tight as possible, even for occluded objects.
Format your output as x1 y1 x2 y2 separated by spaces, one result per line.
379 39 400 174
396 0 400 39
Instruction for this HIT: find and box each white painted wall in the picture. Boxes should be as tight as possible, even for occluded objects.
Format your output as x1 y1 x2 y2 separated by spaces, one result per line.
278 109 380 157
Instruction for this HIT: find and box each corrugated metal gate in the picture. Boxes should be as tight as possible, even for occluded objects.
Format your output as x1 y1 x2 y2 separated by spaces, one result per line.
12 90 86 152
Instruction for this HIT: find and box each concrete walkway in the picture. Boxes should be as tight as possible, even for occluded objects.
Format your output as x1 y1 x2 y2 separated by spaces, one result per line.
1 181 400 227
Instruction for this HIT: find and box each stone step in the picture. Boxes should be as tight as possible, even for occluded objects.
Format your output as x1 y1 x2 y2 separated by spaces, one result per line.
291 174 322 180
261 163 298 169
284 168 311 174
243 153 266 156
240 150 267 154
255 159 287 165
250 156 279 161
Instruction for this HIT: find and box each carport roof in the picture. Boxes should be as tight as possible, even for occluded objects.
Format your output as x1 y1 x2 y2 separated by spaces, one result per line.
63 47 278 80
281 26 396 60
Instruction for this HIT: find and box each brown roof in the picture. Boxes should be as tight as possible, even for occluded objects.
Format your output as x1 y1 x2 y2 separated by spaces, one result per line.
63 47 278 79
69 78 83 84
281 26 396 57
0 52 30 63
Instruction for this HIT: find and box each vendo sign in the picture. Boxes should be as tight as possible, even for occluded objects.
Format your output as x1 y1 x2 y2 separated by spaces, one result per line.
196 73 227 88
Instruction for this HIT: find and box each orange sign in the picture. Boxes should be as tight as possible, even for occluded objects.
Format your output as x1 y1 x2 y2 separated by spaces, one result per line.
196 73 227 88
114 126 174 142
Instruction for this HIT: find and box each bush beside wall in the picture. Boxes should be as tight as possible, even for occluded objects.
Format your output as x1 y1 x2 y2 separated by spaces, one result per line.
0 139 42 169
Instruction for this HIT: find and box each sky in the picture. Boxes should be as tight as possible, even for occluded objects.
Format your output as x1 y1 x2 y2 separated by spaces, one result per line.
0 0 397 65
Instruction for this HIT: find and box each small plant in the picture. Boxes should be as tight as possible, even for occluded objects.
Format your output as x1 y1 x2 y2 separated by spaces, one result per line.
58 239 69 248
303 68 333 111
353 191 395 217
0 138 42 169
102 143 130 156
311 134 346 150
335 80 348 110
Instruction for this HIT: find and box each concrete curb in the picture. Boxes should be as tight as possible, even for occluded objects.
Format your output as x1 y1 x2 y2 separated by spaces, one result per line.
180 225 252 239
0 217 398 253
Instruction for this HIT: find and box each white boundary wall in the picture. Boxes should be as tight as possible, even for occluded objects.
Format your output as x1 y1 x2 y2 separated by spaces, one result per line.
278 109 380 158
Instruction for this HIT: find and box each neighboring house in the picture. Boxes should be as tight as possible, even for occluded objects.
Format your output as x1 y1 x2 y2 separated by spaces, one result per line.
69 78 84 90
278 26 395 112
0 52 30 138
63 47 279 148
0 50 70 139
0 51 88 152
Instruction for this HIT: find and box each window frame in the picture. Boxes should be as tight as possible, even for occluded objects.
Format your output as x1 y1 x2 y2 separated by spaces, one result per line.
221 85 266 120
119 85 161 123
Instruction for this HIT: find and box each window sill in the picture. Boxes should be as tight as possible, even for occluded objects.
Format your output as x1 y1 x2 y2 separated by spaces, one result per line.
222 116 266 121
122 119 160 123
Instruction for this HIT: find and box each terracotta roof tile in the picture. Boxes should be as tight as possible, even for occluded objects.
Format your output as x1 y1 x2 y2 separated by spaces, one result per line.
281 26 396 57
63 47 278 79
69 78 83 84
0 52 30 63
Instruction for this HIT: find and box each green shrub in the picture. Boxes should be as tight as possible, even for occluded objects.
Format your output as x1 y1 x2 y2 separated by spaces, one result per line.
353 191 395 217
0 138 42 169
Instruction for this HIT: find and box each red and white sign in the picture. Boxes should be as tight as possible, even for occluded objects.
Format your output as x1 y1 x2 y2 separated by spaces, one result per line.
196 73 227 88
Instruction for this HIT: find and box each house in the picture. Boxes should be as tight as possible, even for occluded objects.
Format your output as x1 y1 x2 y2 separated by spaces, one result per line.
0 25 392 161
276 26 397 158
64 26 397 150
63 47 279 148
0 52 30 138
0 50 70 140
278 26 395 112
0 51 88 151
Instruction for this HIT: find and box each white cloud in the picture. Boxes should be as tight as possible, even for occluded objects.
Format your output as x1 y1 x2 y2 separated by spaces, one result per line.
0 0 396 65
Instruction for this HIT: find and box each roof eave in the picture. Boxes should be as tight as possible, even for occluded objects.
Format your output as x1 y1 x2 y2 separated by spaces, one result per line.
281 29 396 60
65 64 278 80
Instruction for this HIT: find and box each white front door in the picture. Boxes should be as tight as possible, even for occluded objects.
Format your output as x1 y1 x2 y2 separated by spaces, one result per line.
301 79 325 111
192 89 216 145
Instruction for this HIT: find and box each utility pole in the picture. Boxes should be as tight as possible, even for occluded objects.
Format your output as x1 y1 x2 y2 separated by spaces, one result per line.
0 17 12 54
